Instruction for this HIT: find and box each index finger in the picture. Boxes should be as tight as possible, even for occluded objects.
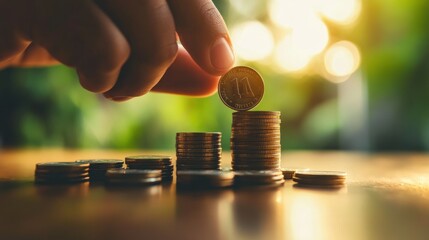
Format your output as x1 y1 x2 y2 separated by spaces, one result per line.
167 0 235 75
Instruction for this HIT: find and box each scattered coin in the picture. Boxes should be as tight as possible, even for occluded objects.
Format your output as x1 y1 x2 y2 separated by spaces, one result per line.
281 168 309 179
218 66 264 111
293 170 347 187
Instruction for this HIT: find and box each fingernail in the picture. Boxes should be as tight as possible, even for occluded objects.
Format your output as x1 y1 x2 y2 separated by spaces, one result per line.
210 37 234 71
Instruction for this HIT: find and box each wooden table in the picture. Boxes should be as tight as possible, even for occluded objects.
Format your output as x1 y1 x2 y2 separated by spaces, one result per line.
1 149 429 240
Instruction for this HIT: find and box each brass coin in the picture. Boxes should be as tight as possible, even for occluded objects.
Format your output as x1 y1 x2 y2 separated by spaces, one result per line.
293 177 346 185
218 66 264 111
233 166 280 171
175 143 222 149
76 159 124 167
176 156 221 162
36 162 90 171
176 132 221 138
233 111 280 116
125 155 172 162
176 152 222 157
106 169 162 179
231 144 281 150
294 171 347 180
175 148 222 154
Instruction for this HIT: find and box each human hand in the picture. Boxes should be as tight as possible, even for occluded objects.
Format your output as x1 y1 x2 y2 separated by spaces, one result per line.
0 0 235 101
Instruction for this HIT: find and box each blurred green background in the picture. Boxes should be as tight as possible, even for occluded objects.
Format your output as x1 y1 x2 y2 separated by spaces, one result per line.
1 0 429 151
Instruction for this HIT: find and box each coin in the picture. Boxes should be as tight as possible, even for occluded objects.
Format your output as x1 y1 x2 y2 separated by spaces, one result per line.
76 159 123 167
36 162 90 170
175 143 222 149
233 170 284 187
175 148 222 154
293 177 346 185
281 168 309 179
294 171 347 180
106 169 162 178
176 170 234 188
218 66 264 111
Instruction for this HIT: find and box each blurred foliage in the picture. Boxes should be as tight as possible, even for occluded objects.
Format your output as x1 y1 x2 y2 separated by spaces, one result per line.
1 0 429 151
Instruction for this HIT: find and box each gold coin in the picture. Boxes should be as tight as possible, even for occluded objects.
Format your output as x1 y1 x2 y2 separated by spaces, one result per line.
218 66 264 111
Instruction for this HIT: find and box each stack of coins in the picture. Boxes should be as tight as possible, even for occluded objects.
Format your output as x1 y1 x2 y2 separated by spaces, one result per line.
293 170 347 187
125 155 174 181
281 168 309 180
231 111 281 171
105 169 162 186
176 170 234 189
176 132 222 171
75 159 124 182
35 162 90 184
234 170 285 188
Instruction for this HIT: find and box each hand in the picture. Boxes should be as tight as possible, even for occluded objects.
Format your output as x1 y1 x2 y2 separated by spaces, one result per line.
0 0 235 101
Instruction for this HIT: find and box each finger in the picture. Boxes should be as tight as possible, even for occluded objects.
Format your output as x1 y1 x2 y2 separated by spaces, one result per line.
11 43 59 67
167 0 235 75
29 0 130 93
0 1 32 68
151 46 219 96
96 0 178 98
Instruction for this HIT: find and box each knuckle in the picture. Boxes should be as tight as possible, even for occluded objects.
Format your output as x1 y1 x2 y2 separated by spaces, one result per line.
199 2 223 27
135 42 178 68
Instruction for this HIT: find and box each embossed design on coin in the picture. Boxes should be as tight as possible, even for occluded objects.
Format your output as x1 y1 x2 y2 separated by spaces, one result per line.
218 66 264 111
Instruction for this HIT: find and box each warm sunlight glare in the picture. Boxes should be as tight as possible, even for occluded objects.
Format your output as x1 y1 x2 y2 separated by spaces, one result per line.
314 0 362 25
231 21 275 61
269 0 315 29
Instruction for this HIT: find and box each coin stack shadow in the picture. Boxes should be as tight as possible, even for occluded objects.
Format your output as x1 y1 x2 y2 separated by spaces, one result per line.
35 162 90 184
176 132 222 171
76 159 124 182
125 155 174 182
231 111 281 171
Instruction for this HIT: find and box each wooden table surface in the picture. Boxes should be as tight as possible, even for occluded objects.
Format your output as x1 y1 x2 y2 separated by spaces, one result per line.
1 149 429 240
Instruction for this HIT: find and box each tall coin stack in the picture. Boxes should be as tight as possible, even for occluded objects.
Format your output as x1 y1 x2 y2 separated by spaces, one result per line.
176 132 222 171
231 111 281 171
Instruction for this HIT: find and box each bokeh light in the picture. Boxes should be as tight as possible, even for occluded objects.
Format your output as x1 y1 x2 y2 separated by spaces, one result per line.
228 0 266 18
324 41 361 81
313 0 362 25
269 0 315 30
231 21 274 61
275 35 312 72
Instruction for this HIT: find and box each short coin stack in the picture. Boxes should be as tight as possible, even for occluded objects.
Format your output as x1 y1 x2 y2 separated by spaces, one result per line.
76 159 124 182
176 170 234 189
106 169 162 186
281 168 309 180
125 155 174 182
35 162 90 184
176 132 222 171
231 111 281 171
234 170 284 188
293 170 347 187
